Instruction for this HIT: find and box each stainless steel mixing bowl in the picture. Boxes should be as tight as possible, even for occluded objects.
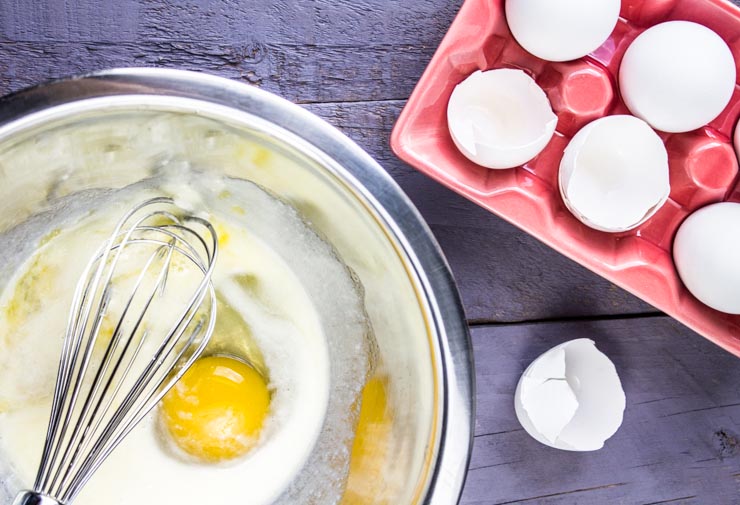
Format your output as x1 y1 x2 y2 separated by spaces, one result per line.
0 68 473 504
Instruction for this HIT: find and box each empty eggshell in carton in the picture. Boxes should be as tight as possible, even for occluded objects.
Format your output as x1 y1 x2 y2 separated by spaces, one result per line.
515 339 626 451
505 0 621 62
559 115 670 232
447 69 557 169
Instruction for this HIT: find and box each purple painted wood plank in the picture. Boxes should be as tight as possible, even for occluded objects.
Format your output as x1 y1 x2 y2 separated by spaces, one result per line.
466 317 740 504
0 0 140 41
1 0 461 45
0 0 461 103
0 41 437 103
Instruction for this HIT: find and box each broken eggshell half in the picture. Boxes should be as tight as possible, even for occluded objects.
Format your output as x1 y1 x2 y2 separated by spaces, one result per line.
514 338 626 451
559 115 670 232
447 69 557 169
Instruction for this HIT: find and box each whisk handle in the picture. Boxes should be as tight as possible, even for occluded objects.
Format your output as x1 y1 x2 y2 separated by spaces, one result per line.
12 491 64 505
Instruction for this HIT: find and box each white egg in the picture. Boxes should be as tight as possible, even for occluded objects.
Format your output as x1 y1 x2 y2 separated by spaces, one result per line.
447 69 557 169
619 21 736 133
505 0 621 62
559 115 670 232
673 202 740 314
514 339 625 452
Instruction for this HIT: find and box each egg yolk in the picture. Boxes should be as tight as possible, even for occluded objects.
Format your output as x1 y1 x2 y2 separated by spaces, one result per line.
160 355 270 462
343 376 392 504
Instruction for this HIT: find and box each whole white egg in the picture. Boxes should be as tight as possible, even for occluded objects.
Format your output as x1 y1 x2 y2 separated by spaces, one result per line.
505 0 621 62
619 21 736 133
673 202 740 314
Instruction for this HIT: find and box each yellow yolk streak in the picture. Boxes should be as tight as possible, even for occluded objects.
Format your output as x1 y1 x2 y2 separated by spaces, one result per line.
160 356 270 462
342 375 392 504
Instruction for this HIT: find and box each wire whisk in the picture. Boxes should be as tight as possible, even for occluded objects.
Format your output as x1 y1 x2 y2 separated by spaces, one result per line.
13 197 218 505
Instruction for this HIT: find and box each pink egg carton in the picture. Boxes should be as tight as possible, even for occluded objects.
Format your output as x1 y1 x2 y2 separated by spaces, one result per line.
391 0 740 356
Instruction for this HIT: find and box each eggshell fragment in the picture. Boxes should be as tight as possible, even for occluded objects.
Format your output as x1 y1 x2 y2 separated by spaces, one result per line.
619 21 736 133
559 115 670 232
515 339 626 451
505 0 621 62
673 202 740 314
447 69 557 169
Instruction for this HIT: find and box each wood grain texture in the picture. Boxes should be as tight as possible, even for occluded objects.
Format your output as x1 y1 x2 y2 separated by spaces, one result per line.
0 0 459 103
0 0 460 44
466 317 740 505
0 41 435 103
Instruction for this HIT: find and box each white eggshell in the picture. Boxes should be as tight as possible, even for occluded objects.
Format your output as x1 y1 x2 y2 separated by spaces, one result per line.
619 21 736 133
559 115 670 232
447 69 557 169
514 339 626 452
673 202 740 314
505 0 620 62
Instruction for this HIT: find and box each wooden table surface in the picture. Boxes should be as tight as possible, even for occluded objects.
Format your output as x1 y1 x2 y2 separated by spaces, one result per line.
1 1 739 503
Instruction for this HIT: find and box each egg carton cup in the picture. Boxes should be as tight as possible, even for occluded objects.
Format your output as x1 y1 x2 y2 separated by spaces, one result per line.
391 0 740 356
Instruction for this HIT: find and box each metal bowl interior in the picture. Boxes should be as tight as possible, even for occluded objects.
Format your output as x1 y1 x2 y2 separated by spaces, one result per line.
0 69 473 504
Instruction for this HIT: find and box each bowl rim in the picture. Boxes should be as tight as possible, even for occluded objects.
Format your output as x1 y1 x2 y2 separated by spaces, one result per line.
0 68 475 505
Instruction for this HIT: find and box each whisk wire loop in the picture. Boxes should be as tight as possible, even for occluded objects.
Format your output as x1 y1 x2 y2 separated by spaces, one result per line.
52 242 177 495
35 198 170 492
19 197 218 505
40 204 175 495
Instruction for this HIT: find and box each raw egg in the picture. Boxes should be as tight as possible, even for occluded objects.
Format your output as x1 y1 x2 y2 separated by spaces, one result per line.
344 376 392 501
619 21 735 133
505 0 620 62
160 355 270 462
